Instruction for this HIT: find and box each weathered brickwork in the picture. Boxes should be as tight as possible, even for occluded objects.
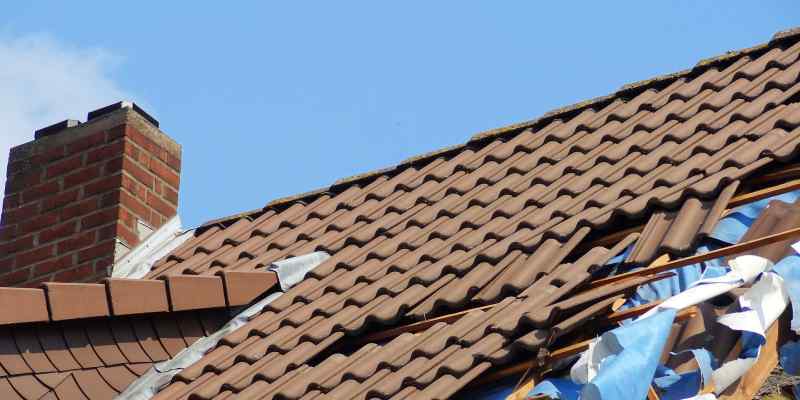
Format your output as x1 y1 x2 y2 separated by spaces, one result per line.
0 106 181 286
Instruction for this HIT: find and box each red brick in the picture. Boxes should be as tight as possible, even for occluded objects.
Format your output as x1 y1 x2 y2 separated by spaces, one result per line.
100 190 121 208
0 226 16 241
45 154 83 179
53 263 93 283
146 192 176 219
121 174 146 201
17 245 54 266
86 140 124 165
1 202 39 225
32 254 74 277
23 276 52 288
6 171 43 195
103 157 124 174
0 235 34 255
124 141 151 168
3 194 20 210
6 160 27 177
118 205 136 228
0 256 13 271
117 223 139 247
77 240 115 263
120 189 150 221
57 230 96 254
61 198 99 221
83 174 122 197
39 221 77 243
97 224 116 241
40 145 67 163
106 125 126 141
150 158 180 189
0 268 30 285
17 212 59 236
125 126 156 156
81 208 117 229
41 189 79 212
66 131 106 154
122 157 153 188
166 152 182 172
163 185 179 206
21 181 60 203
63 165 101 189
93 256 113 274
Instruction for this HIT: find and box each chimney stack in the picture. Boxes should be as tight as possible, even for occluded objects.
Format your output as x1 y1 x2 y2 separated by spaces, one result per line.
0 102 181 286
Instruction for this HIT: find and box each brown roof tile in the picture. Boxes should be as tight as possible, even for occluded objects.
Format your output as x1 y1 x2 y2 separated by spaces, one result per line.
137 29 800 399
43 283 109 321
5 27 800 400
0 288 48 325
0 309 227 399
106 278 169 316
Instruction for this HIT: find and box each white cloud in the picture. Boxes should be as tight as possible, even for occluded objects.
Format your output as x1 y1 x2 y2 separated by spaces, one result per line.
0 33 130 207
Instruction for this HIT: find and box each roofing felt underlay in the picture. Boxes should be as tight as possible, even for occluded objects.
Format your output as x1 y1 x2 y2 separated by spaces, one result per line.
4 28 800 400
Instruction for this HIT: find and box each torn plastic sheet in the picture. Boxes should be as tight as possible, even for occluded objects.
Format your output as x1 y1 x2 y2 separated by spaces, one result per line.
616 189 800 310
117 251 330 400
622 241 729 310
570 308 677 400
528 378 581 400
710 270 789 394
112 215 192 279
652 349 715 400
640 255 771 319
552 256 780 400
773 254 800 333
269 251 330 290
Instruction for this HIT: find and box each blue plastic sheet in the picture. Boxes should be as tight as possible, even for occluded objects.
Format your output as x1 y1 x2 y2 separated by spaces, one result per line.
580 309 677 400
780 341 800 375
654 366 702 400
710 189 800 244
528 378 581 400
525 190 800 399
623 241 729 310
620 187 800 310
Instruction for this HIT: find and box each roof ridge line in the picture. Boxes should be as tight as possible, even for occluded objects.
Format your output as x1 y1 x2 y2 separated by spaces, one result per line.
197 25 800 230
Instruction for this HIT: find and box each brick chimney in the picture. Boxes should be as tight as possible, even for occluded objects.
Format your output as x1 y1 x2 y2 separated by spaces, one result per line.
0 102 181 286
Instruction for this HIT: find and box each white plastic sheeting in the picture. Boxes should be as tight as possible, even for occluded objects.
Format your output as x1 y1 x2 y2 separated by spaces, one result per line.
567 255 791 399
639 255 771 319
111 216 192 279
117 251 330 400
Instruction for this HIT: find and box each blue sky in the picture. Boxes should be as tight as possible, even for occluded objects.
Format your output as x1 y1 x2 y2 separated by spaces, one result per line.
1 2 798 228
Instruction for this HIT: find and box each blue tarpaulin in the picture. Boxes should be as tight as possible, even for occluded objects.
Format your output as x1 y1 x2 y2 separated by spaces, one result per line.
575 309 677 400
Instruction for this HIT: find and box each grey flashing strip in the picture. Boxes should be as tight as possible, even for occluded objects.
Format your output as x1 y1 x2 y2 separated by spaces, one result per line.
269 251 331 290
117 251 330 400
112 216 192 279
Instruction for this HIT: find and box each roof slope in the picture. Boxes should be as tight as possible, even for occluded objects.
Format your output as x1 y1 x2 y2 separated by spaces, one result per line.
3 28 800 400
0 310 227 400
133 28 800 400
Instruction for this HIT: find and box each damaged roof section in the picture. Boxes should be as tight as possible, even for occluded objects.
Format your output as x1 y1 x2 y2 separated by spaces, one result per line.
2 27 800 400
139 30 800 400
